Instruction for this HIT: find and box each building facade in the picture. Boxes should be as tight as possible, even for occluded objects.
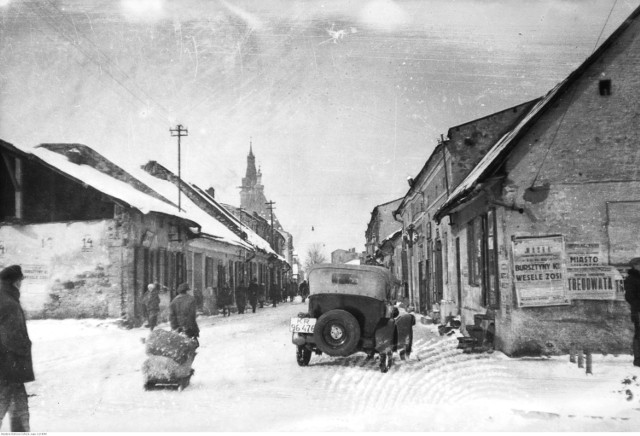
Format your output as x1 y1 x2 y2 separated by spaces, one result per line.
435 6 640 355
331 248 359 264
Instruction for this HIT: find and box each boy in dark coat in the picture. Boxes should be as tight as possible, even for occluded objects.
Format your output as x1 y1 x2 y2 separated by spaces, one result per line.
0 265 33 432
624 257 640 367
169 283 200 339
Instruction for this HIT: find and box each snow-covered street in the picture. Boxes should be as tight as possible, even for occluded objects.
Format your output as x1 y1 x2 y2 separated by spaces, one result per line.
4 300 640 432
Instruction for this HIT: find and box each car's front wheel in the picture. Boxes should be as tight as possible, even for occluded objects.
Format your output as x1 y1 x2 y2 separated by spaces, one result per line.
313 309 361 357
296 345 312 366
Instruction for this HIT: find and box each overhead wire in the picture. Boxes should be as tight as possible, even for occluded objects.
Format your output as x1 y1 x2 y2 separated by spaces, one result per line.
24 0 174 127
529 0 620 187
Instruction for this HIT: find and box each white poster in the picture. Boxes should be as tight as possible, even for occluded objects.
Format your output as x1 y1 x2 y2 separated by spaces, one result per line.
512 235 570 308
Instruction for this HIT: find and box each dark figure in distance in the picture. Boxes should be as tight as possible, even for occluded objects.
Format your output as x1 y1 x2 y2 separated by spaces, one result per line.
624 257 640 367
270 282 279 307
299 280 309 303
248 278 260 313
0 265 33 432
259 283 266 308
142 283 160 330
169 283 200 340
219 281 233 317
236 280 247 314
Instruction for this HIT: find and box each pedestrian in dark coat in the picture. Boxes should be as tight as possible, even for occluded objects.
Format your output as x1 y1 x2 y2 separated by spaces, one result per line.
248 278 260 313
236 280 247 314
299 280 309 303
624 257 640 367
219 282 233 317
0 265 33 432
270 282 279 307
259 283 266 308
169 283 200 339
143 283 161 330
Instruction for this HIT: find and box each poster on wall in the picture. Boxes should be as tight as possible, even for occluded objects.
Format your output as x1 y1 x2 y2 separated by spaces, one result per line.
565 243 621 300
512 235 570 308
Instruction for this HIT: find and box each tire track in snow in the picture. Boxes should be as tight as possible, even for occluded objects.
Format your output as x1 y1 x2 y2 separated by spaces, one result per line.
318 333 527 414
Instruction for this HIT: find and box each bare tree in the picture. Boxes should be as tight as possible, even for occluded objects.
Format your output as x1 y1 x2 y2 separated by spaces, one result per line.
304 243 327 273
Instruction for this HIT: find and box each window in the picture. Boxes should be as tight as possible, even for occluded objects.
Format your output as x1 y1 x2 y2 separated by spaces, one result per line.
599 79 611 96
331 273 359 285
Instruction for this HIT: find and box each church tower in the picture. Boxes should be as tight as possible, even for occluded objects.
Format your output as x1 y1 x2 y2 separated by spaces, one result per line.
240 140 268 215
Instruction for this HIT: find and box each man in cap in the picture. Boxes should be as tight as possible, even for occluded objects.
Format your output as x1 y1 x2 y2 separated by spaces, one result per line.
624 257 640 367
0 265 33 431
169 283 200 340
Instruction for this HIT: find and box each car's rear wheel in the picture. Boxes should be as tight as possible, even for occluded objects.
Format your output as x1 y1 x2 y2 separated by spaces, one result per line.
296 345 312 366
313 309 361 357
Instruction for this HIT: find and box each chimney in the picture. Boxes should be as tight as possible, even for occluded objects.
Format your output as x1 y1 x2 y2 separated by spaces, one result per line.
206 187 215 199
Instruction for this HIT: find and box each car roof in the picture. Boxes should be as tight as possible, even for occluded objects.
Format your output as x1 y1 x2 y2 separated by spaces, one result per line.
307 264 391 300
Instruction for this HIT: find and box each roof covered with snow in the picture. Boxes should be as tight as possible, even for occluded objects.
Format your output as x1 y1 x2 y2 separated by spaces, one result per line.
11 143 198 226
127 168 252 249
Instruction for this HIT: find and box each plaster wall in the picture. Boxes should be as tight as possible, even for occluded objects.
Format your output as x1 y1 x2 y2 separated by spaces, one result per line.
0 219 122 318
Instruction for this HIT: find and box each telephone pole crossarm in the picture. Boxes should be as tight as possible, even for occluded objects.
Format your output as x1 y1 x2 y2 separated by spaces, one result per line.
170 124 189 211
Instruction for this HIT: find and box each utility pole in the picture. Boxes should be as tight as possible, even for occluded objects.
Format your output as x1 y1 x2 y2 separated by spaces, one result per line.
170 124 188 211
265 200 276 249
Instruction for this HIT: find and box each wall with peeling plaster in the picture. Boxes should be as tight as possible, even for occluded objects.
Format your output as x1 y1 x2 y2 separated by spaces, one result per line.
0 220 122 318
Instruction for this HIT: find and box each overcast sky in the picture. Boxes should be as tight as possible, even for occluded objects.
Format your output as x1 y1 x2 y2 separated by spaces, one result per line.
1 0 638 261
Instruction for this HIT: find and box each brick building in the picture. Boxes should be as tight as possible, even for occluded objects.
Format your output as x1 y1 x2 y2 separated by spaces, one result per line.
435 5 640 355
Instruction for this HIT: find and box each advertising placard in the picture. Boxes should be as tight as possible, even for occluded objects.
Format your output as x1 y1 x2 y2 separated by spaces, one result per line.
565 243 620 300
512 235 570 308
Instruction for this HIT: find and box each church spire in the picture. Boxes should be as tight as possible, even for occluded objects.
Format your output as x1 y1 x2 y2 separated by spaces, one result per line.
249 137 253 158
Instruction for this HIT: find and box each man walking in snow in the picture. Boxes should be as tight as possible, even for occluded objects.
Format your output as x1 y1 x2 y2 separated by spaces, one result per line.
170 283 200 340
299 280 309 303
235 280 247 314
248 277 260 313
0 265 33 432
624 257 640 367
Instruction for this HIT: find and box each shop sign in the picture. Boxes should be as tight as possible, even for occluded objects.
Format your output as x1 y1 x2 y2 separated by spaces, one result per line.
512 235 570 308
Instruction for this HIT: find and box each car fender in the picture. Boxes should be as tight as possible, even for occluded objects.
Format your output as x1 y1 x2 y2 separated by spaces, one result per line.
395 313 414 349
374 318 396 354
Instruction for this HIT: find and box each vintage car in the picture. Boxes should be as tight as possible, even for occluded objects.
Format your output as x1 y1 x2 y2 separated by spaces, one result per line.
290 264 415 373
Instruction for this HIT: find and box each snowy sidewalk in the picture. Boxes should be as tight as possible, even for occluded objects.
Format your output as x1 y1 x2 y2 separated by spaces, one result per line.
3 302 639 431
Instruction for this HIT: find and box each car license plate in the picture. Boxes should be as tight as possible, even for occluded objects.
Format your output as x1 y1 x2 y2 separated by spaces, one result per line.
290 317 316 333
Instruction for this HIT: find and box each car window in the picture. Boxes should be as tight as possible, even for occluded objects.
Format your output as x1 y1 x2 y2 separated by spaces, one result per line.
331 273 359 285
